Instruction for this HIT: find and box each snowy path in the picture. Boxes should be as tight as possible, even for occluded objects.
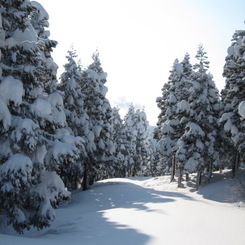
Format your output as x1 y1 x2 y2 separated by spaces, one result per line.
1 174 245 245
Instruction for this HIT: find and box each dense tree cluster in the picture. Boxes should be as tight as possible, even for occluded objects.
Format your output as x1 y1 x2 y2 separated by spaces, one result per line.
1 0 245 234
0 0 154 233
155 40 245 189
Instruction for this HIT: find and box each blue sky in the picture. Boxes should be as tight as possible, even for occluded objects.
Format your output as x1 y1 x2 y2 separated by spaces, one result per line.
37 0 245 125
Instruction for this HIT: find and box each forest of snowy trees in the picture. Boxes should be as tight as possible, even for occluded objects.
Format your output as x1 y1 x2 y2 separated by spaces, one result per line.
0 0 245 234
154 39 245 188
0 0 154 233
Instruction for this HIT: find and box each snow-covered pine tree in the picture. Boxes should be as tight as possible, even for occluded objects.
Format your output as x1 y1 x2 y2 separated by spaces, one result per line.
55 48 89 190
0 0 70 233
32 3 87 191
174 54 194 185
30 1 58 93
123 104 138 176
220 27 245 176
111 107 128 177
123 105 154 176
155 57 192 184
79 50 115 183
59 48 84 135
176 45 221 188
134 109 154 176
154 81 173 176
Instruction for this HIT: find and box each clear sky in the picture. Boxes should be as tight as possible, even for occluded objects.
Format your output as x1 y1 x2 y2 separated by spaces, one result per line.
36 0 245 125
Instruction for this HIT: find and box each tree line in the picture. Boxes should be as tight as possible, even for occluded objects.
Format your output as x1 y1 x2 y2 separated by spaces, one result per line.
154 37 245 188
1 0 245 234
0 0 154 233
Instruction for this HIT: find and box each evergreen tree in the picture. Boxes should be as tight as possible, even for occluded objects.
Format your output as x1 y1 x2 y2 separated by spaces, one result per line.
30 3 85 191
123 105 138 176
124 105 154 176
111 107 128 177
220 28 245 176
134 109 154 176
155 56 192 184
79 50 115 183
176 45 221 188
30 1 58 93
0 0 70 233
155 48 221 188
57 48 89 190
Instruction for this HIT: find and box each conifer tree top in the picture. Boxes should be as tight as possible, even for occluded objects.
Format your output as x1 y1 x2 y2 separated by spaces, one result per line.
194 44 210 72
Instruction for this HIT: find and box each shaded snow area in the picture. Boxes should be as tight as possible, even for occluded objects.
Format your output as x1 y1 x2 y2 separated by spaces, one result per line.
1 171 245 245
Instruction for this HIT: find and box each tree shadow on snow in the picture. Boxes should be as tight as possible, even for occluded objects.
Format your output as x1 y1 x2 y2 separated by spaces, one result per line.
61 179 194 245
14 179 194 245
197 170 245 203
89 178 194 212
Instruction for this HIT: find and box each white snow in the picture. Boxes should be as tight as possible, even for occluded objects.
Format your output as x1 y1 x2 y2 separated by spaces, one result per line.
242 36 245 45
32 1 49 20
48 92 64 108
50 139 78 161
0 154 32 179
184 153 202 172
48 92 67 127
161 122 173 134
1 172 245 245
31 145 47 164
101 85 108 96
0 76 24 106
31 98 52 118
185 122 205 137
0 97 11 130
93 125 102 137
238 101 245 118
11 117 39 144
234 44 242 57
220 112 232 132
157 137 173 155
5 37 17 48
177 99 190 113
227 45 235 56
173 62 183 73
87 130 95 142
12 25 37 43
35 171 70 209
168 93 177 104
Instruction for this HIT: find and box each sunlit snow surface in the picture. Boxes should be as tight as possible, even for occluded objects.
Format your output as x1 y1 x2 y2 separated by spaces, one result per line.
1 171 245 245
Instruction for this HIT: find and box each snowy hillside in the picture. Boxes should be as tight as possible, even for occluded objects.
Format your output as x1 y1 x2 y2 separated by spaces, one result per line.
1 171 245 245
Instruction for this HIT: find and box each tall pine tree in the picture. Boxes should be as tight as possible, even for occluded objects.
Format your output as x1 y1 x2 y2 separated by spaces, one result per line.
79 51 115 183
0 0 70 233
220 28 245 176
111 107 128 177
176 45 221 188
155 56 192 184
57 48 88 190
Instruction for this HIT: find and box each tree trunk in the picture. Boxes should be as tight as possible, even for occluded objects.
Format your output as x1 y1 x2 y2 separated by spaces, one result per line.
196 168 202 190
178 167 183 188
207 161 212 183
186 173 189 182
232 150 239 178
82 162 88 191
170 155 176 182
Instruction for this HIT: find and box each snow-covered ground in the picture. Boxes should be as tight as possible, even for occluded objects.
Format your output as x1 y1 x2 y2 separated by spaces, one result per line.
1 171 245 245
